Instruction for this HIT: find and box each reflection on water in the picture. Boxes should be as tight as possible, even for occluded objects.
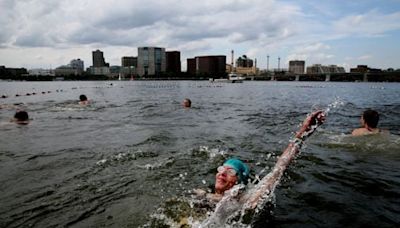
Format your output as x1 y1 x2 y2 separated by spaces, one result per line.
0 81 400 227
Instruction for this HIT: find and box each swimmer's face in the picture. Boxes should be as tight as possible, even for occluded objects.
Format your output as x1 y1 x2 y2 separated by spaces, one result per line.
215 166 238 194
182 100 190 108
79 100 89 105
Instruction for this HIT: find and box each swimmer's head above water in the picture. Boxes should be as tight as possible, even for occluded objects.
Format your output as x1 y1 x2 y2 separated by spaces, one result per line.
215 158 250 194
13 110 29 125
79 94 89 105
352 109 383 136
362 109 379 129
182 98 191 108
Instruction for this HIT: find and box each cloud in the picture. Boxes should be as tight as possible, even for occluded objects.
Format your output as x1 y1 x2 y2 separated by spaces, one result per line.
1 0 399 69
286 42 334 65
0 0 304 50
175 40 212 55
333 10 400 36
295 42 331 53
0 0 18 45
358 54 372 60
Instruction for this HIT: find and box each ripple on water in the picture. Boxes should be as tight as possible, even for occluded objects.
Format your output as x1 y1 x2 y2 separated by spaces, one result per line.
2 81 400 227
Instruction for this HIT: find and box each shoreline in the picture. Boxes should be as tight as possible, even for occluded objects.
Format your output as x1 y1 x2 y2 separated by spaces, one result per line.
1 71 400 82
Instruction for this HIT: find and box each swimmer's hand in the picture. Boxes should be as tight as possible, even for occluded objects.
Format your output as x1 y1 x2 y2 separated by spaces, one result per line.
296 110 326 139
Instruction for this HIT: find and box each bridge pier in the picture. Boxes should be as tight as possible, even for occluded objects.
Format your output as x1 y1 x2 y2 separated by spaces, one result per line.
363 73 368 82
295 75 300 81
325 74 331 82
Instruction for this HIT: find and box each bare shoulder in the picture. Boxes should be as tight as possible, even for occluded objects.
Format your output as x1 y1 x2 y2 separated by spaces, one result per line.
351 128 366 136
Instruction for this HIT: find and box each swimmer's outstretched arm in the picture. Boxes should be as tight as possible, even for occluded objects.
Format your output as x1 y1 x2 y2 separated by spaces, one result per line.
244 111 326 209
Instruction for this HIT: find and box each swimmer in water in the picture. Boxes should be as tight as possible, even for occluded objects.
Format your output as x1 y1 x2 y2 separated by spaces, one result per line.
149 111 326 227
182 98 191 108
352 109 387 136
12 110 30 125
196 110 326 208
78 94 90 105
193 158 250 203
198 111 326 228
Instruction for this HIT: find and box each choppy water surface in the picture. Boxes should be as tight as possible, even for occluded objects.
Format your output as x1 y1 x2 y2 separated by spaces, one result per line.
0 81 399 227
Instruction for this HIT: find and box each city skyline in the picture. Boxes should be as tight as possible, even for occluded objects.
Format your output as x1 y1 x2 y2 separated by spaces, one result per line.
1 0 400 71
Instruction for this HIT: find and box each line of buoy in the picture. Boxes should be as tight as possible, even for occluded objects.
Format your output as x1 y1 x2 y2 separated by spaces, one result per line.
1 90 63 99
1 83 119 100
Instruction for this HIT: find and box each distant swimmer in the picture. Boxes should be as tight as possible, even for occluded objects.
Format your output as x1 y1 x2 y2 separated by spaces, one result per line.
352 109 387 136
12 110 29 125
182 98 191 108
79 94 90 105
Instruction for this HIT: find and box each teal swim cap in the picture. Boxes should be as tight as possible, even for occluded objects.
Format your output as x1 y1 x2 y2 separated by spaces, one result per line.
223 158 250 184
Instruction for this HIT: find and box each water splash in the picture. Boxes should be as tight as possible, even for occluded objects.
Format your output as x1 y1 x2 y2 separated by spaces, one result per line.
194 145 228 159
197 100 347 227
324 97 345 114
147 100 348 227
198 184 246 228
139 157 175 170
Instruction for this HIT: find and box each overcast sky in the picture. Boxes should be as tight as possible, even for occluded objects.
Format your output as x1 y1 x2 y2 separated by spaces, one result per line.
1 0 400 71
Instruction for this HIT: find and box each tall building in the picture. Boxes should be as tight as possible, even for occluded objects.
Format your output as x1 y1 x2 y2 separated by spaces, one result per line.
187 58 196 75
236 55 253 67
70 59 84 71
288 60 305 74
187 55 226 76
166 51 181 73
91 50 110 75
121 56 137 67
137 47 166 76
92 50 109 67
54 58 84 76
121 56 137 77
232 55 258 75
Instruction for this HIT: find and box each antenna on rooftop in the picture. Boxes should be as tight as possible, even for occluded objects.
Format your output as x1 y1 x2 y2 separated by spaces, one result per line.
278 57 281 71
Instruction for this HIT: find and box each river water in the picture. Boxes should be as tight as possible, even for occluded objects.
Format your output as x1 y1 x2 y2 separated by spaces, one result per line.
0 81 399 227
